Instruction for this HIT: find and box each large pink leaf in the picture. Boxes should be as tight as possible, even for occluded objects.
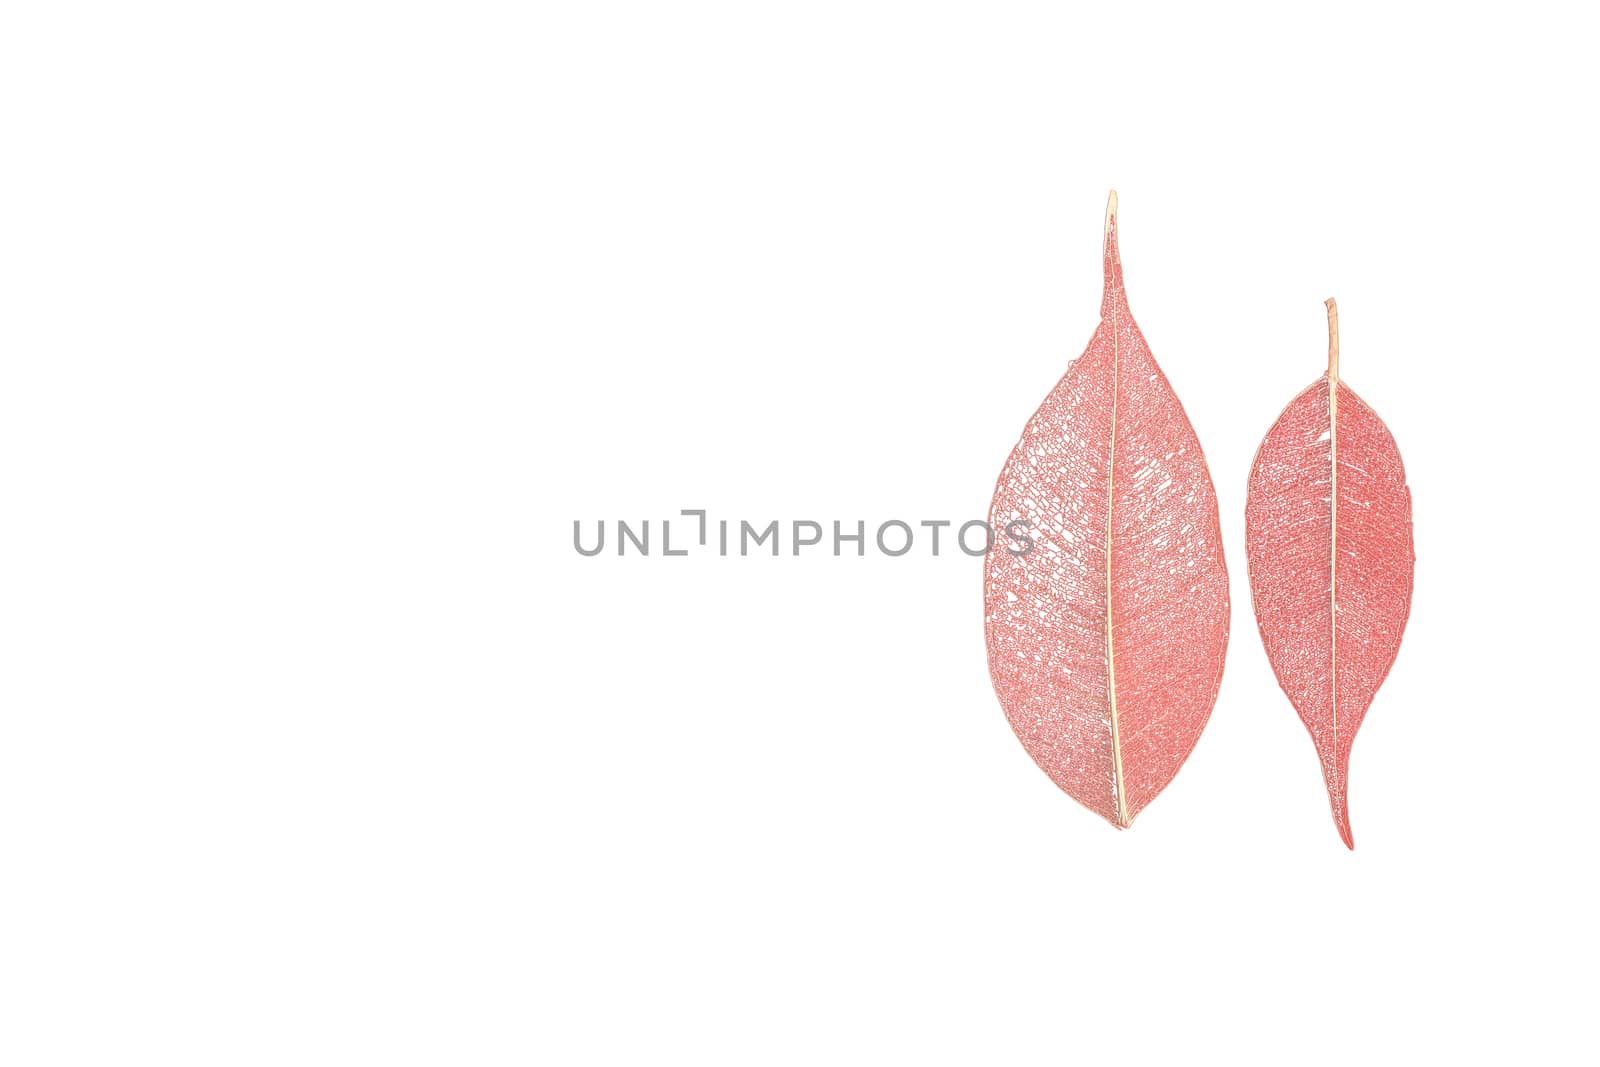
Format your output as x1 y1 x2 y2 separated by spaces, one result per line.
1245 300 1414 848
984 193 1230 829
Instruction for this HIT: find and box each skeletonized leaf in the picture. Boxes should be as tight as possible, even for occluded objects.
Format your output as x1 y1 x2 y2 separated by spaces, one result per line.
984 193 1230 829
1245 300 1414 848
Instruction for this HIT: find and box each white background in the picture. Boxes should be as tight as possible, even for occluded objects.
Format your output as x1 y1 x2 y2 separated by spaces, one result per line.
3 3 1596 1064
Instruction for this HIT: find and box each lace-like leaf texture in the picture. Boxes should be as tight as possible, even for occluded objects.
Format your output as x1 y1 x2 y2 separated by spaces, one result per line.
984 193 1230 829
1245 300 1414 848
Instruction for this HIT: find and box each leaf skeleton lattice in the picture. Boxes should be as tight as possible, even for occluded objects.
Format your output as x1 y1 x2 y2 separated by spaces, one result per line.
984 192 1230 829
1244 299 1414 848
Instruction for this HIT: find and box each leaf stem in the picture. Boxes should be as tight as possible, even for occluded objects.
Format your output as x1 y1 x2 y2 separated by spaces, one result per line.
1325 297 1340 382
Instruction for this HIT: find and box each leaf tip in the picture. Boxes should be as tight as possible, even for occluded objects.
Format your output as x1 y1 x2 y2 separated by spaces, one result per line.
1334 796 1354 849
1101 191 1124 296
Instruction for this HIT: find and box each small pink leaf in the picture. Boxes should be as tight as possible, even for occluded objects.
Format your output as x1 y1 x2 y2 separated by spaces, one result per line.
1245 300 1414 848
984 193 1230 829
